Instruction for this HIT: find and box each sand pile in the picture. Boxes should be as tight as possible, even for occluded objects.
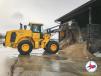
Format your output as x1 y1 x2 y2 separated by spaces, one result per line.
59 42 94 59
59 35 75 49
59 38 71 49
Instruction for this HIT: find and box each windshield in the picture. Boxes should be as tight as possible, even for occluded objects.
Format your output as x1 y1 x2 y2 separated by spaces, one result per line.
30 25 41 32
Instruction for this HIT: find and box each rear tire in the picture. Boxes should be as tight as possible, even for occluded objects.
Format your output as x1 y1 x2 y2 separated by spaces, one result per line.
18 40 33 55
45 41 59 54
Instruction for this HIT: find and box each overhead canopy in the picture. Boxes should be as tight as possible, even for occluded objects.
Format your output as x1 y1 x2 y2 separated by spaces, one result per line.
29 23 43 26
56 0 101 28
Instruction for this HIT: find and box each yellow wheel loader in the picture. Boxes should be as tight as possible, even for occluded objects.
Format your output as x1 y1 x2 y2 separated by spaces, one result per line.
4 23 59 55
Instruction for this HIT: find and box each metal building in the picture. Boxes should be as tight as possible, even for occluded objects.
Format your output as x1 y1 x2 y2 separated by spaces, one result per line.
56 0 101 53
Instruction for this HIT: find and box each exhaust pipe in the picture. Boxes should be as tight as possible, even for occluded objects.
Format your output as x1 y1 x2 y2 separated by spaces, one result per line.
20 23 23 30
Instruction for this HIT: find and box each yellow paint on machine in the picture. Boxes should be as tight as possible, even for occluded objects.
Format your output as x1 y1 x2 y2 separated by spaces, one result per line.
4 23 59 55
32 33 40 48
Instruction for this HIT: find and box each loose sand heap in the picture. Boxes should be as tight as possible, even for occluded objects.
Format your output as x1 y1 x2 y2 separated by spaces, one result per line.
59 38 75 50
59 42 94 59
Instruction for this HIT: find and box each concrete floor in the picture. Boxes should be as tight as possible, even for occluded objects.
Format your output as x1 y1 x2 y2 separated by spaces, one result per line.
6 54 101 76
0 44 101 76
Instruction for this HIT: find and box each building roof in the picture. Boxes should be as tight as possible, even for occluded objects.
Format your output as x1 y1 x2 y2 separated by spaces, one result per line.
55 0 98 22
29 23 43 26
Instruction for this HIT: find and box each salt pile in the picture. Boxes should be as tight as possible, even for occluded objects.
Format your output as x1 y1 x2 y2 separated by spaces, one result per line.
59 42 94 59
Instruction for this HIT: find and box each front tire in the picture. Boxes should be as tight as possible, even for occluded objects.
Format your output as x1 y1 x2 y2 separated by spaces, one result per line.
18 40 33 55
45 41 59 54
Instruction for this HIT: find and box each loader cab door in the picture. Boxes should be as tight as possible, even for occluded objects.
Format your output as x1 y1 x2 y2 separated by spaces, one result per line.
30 24 43 38
29 24 43 48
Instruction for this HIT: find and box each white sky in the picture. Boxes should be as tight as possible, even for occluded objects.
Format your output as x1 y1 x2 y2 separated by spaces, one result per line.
0 0 89 33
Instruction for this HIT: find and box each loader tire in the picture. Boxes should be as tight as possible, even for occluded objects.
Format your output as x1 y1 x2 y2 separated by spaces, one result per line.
18 40 33 55
45 41 59 54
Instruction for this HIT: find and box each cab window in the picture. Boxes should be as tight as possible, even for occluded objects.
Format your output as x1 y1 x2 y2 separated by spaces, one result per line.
31 25 41 33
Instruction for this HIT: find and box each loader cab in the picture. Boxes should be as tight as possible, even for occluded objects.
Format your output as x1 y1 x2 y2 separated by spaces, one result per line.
29 23 43 42
29 23 43 33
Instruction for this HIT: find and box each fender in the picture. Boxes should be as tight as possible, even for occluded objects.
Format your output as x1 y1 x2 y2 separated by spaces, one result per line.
14 36 34 48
